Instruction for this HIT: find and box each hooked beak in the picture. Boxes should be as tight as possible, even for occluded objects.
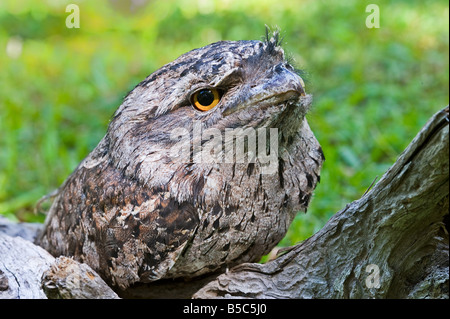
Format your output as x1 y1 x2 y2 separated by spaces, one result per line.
223 63 306 116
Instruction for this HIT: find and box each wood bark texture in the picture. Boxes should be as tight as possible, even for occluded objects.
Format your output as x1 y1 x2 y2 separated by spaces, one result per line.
0 106 448 299
41 256 119 299
0 231 54 299
0 227 119 299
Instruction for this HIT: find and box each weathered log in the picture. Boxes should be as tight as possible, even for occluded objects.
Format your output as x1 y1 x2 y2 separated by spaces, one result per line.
193 106 449 299
0 216 42 243
0 232 54 299
41 256 120 299
0 230 119 299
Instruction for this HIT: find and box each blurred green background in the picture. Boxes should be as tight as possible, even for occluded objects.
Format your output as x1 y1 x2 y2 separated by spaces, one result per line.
0 0 448 248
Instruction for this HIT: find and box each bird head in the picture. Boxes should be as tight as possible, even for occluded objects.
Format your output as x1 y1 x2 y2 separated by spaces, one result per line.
113 30 308 131
102 31 314 188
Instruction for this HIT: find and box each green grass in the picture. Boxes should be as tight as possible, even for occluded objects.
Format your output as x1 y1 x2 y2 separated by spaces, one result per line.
0 0 448 246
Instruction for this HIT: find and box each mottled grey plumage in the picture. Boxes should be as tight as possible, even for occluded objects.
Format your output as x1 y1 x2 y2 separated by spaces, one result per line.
38 31 324 290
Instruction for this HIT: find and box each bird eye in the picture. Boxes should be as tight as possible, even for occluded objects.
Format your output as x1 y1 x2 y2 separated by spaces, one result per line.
191 88 221 112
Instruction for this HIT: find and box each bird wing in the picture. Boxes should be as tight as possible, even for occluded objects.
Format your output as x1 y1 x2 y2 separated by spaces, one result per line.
39 155 199 290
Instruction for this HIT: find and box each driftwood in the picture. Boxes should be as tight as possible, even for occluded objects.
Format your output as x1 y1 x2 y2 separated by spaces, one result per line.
0 232 54 299
0 227 119 299
0 106 448 299
41 256 119 299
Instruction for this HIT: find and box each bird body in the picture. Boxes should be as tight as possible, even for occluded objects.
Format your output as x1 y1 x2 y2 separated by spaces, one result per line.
38 32 324 290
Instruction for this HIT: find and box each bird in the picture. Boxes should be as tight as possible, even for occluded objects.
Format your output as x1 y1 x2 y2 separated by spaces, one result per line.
37 30 324 291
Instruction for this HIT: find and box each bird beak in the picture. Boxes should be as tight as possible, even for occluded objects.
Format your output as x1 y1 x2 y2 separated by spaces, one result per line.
223 64 306 116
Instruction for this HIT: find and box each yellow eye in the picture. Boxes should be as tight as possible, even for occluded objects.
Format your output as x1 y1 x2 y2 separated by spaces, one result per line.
192 88 221 112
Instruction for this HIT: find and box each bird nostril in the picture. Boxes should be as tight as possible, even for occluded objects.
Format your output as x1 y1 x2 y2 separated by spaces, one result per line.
274 63 284 74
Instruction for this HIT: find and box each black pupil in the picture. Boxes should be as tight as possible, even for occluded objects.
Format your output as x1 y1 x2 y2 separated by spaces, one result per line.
197 89 214 106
